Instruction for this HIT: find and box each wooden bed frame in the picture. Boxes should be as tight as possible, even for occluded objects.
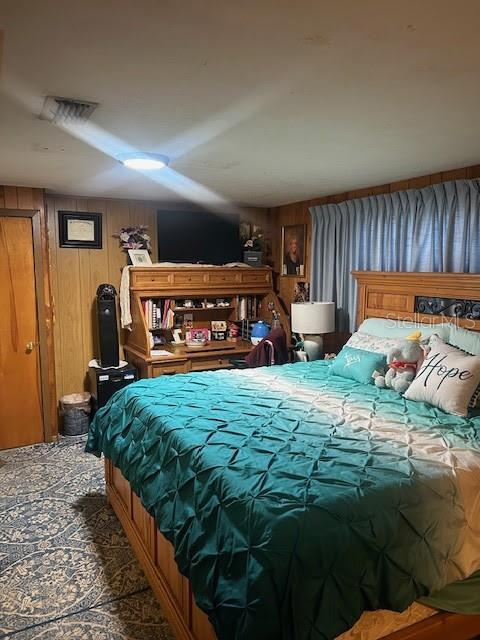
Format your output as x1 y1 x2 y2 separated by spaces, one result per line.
105 272 480 640
353 271 480 332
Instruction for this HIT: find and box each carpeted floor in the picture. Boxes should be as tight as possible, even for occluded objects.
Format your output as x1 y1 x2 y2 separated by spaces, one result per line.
0 437 175 639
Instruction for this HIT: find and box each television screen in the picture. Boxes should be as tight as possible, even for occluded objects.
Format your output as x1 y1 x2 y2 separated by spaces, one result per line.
157 210 240 264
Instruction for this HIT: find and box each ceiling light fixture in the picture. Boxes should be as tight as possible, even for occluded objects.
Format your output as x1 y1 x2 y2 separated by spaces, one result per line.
117 153 169 170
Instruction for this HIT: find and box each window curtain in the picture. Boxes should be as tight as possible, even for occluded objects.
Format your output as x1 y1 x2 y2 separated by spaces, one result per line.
309 179 480 331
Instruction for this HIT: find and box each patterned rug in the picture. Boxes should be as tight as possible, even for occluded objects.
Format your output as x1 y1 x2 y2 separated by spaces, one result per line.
0 437 174 639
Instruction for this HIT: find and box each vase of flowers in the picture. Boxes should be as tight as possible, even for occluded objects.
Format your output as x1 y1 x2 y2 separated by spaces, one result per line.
243 229 264 266
115 225 151 262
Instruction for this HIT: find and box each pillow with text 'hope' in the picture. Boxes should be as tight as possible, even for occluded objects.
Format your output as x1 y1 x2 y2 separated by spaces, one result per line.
404 337 480 416
331 346 386 385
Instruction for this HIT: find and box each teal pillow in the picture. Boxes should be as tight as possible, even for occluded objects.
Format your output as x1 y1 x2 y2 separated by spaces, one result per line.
449 324 480 356
331 346 386 385
357 318 451 341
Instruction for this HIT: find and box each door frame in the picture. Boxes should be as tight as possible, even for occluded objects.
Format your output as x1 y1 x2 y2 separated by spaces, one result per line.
1 208 56 442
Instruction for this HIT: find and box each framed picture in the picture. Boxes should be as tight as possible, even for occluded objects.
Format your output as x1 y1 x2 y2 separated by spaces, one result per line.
58 211 102 249
281 224 306 277
128 249 152 266
186 328 211 342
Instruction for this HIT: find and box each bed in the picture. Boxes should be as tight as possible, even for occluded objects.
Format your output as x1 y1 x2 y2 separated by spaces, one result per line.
86 271 480 640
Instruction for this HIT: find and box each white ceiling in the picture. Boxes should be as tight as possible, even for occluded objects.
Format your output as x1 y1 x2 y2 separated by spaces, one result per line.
1 1 480 208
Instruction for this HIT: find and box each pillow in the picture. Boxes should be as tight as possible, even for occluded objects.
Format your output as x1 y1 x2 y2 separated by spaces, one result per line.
404 337 480 416
428 333 480 408
357 318 451 341
346 332 401 355
449 324 480 356
331 346 386 385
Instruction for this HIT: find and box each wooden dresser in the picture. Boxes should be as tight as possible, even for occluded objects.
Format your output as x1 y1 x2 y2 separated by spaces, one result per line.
124 266 290 378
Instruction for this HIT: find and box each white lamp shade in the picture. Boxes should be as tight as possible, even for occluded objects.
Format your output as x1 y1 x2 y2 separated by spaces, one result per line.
291 302 335 334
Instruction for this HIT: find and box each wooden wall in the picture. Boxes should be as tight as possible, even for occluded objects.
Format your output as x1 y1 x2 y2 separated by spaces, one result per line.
47 195 270 401
0 185 57 438
0 185 45 211
47 195 155 401
6 161 480 404
270 164 480 311
0 31 4 73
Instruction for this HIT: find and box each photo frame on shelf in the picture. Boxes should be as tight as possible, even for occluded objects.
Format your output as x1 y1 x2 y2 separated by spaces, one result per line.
281 224 306 277
128 249 152 266
58 211 102 249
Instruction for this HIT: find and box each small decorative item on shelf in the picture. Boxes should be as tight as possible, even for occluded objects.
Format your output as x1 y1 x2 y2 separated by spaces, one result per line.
211 321 227 341
128 249 152 266
251 320 270 345
243 227 264 266
115 225 152 261
267 301 282 330
271 310 281 330
172 328 184 344
151 334 166 348
185 328 210 349
228 322 240 340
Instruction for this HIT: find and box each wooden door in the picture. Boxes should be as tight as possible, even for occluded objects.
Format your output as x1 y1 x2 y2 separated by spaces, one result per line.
0 216 44 448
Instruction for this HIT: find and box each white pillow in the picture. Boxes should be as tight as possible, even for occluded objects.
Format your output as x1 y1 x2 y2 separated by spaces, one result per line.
346 332 400 355
449 324 480 356
404 337 480 416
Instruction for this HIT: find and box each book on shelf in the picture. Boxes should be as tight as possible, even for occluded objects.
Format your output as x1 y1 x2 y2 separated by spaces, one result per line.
238 296 258 321
143 298 175 331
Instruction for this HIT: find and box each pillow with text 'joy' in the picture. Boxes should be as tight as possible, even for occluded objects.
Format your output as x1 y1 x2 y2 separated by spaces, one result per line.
331 345 386 386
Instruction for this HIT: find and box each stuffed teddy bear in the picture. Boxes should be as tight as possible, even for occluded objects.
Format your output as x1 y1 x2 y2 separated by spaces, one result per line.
373 331 424 393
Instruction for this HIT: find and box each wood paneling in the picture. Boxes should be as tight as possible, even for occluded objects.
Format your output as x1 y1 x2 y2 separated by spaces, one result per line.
270 163 480 311
132 492 155 554
47 196 268 402
191 601 216 640
47 195 160 401
270 200 313 315
0 186 56 440
155 529 187 615
0 31 4 76
367 292 413 312
112 464 132 513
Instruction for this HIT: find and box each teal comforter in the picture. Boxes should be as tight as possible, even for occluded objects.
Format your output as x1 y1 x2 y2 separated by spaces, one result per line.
86 361 480 639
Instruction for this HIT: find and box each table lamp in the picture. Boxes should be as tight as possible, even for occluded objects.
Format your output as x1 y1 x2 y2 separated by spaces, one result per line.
291 302 335 361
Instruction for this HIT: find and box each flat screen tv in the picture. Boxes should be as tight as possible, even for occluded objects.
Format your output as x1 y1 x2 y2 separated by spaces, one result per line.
157 210 240 264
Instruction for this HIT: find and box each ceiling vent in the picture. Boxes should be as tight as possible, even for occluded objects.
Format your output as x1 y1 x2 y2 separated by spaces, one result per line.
39 95 98 125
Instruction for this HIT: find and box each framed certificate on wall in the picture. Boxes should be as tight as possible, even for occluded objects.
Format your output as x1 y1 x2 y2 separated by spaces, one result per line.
58 211 102 249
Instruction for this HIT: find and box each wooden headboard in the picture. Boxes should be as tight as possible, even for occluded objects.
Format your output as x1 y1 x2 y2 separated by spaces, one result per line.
353 271 480 332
